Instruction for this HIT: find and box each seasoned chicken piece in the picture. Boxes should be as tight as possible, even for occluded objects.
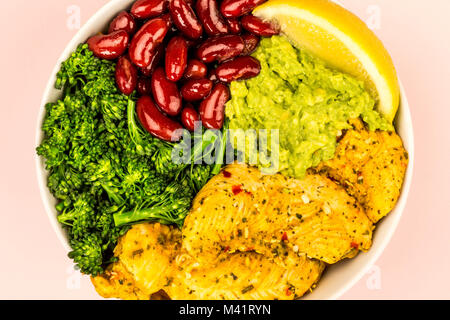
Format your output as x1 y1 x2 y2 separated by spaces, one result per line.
92 223 324 300
168 251 324 300
314 119 408 223
183 164 373 265
91 223 181 299
115 223 182 293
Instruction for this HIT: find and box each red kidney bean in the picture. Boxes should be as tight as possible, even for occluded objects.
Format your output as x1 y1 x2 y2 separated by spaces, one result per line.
87 30 129 60
215 56 261 83
181 79 213 101
137 77 152 95
183 59 208 80
115 56 138 95
151 67 182 116
129 18 170 68
199 83 230 129
137 96 183 142
241 15 280 37
181 105 201 131
108 11 137 34
197 35 245 63
241 33 260 55
131 0 169 19
165 36 189 82
196 0 229 36
220 0 267 18
226 18 242 34
140 44 164 76
169 0 203 39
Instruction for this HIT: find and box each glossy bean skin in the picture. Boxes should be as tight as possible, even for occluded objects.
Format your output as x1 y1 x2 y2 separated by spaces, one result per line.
220 0 267 18
241 33 260 55
131 0 169 19
129 18 170 69
181 79 213 101
196 0 229 36
181 106 201 131
140 44 164 76
183 59 208 80
199 83 230 129
215 56 261 83
115 56 138 95
226 18 242 34
108 11 137 34
197 35 245 63
137 77 152 95
165 36 189 82
241 15 280 37
87 30 129 60
151 67 182 116
137 96 183 142
169 0 203 39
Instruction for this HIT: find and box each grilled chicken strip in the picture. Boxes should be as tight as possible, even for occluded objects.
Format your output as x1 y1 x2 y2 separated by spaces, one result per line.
314 119 408 223
169 251 324 300
183 164 374 266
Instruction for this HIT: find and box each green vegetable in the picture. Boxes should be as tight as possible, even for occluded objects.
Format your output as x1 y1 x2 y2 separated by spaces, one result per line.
112 120 229 228
113 178 193 228
37 44 224 275
226 36 393 179
68 233 104 276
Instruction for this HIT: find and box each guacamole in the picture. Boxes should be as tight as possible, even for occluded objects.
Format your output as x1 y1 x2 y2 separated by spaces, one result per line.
225 36 392 179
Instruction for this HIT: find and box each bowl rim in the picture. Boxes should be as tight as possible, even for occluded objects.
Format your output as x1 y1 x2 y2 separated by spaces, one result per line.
34 0 415 299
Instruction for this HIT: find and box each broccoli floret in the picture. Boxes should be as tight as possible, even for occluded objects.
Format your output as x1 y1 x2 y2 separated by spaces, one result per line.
143 174 168 197
153 143 186 178
56 44 116 94
68 233 104 276
57 194 96 239
190 165 212 192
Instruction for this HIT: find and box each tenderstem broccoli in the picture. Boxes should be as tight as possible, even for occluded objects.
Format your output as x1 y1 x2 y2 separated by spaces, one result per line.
37 44 228 276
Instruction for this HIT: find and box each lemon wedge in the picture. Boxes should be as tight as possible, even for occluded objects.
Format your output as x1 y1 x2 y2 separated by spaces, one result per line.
253 0 400 122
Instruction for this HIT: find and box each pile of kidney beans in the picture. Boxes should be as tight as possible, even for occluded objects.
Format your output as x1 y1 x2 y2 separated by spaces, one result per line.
87 0 279 142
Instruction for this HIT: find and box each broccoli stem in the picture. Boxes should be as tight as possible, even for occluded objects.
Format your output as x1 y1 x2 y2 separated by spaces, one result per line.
127 98 146 154
101 183 124 205
113 205 184 227
212 127 228 175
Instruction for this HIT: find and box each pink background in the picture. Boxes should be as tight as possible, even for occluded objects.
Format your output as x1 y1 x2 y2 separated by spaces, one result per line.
0 0 449 299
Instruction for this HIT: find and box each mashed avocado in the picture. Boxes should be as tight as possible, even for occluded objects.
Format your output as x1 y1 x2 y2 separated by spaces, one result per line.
225 36 392 178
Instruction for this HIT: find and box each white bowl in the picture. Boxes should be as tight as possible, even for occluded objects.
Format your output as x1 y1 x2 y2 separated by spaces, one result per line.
35 0 415 300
